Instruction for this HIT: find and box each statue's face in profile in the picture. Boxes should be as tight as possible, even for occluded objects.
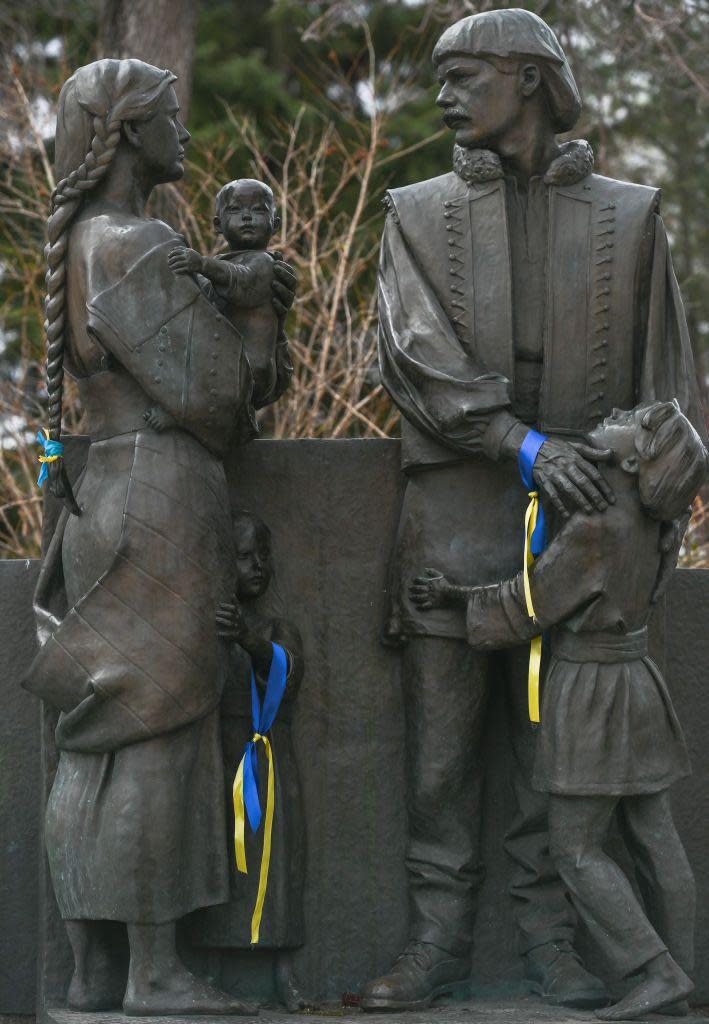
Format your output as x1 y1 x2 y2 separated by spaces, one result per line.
128 85 190 184
435 55 525 151
587 407 644 465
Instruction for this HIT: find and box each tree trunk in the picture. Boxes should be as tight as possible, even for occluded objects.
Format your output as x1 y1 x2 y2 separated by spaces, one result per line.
99 0 200 121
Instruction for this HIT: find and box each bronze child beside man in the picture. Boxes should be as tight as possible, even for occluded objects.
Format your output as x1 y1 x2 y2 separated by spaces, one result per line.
24 4 707 1021
411 400 707 1020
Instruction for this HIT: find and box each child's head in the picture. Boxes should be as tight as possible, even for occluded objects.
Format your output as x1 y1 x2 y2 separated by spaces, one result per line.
214 178 280 251
588 401 707 520
232 508 272 600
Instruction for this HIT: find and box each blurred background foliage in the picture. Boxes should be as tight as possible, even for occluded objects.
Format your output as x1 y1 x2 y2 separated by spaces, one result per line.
0 0 707 559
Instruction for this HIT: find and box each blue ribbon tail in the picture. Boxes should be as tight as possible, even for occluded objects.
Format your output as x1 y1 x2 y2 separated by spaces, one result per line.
240 643 288 837
260 643 288 732
530 507 547 556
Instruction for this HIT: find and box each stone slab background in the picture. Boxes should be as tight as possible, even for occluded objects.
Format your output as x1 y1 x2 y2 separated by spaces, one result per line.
0 559 40 1013
1 438 708 1015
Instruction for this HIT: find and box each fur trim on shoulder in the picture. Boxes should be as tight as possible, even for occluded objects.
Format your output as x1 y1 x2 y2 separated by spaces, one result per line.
453 145 503 183
453 139 594 186
544 139 594 185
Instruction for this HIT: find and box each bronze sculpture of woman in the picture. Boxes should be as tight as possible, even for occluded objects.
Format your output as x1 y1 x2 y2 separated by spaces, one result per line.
23 58 295 1016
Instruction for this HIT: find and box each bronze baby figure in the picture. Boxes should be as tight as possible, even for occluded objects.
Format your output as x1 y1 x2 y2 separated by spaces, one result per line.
411 401 707 1020
145 177 292 432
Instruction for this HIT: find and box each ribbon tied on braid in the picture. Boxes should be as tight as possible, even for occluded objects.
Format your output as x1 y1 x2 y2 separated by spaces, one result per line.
41 58 176 515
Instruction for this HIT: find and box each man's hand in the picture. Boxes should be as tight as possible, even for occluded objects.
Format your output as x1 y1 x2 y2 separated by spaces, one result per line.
168 246 204 276
271 259 296 318
533 438 614 517
216 598 248 642
409 568 450 610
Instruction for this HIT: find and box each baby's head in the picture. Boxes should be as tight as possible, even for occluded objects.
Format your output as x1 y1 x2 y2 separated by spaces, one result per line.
233 508 272 600
588 401 707 520
214 178 280 251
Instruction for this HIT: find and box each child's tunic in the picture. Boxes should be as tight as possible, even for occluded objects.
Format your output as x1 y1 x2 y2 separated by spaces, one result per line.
464 468 690 796
189 616 305 949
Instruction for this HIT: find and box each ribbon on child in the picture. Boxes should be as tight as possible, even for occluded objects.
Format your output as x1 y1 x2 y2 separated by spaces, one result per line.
232 641 288 945
36 429 64 486
518 429 548 724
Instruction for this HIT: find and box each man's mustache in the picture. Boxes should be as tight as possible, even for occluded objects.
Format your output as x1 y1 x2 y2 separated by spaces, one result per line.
442 110 470 125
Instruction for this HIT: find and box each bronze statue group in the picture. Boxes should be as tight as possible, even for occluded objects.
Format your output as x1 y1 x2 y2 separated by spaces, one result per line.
24 8 708 1021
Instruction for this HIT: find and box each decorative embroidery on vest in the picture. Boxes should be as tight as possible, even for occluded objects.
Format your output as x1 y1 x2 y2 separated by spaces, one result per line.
443 197 470 338
588 200 616 423
382 192 400 226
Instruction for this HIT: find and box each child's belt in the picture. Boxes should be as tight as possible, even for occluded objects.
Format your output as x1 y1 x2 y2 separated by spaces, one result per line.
554 626 648 663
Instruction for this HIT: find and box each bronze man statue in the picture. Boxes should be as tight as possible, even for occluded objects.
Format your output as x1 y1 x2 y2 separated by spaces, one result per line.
363 7 706 1013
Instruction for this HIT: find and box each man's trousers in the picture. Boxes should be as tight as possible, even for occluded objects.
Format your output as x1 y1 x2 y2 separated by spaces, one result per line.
403 635 576 957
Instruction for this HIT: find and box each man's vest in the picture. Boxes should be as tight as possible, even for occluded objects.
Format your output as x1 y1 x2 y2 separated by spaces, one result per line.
387 160 659 469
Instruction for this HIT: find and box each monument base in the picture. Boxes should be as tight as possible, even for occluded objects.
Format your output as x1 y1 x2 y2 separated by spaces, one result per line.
45 997 709 1024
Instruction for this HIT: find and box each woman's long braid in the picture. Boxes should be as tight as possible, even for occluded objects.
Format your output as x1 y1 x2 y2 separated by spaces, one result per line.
44 113 120 504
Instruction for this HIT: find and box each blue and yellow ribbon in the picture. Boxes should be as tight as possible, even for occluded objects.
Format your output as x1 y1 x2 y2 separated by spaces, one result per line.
36 429 63 486
518 430 547 723
232 641 288 944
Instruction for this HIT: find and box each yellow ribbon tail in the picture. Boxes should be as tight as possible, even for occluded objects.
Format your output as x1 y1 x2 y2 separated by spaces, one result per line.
232 755 248 875
528 634 542 724
250 733 275 946
522 491 538 617
523 491 541 723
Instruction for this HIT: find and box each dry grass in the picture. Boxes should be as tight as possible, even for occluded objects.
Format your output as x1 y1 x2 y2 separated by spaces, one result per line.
1 35 707 566
680 494 709 568
0 42 420 557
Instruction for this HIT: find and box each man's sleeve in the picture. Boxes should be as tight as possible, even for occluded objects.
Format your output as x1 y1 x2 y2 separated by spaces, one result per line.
465 514 606 649
638 214 707 445
378 214 512 456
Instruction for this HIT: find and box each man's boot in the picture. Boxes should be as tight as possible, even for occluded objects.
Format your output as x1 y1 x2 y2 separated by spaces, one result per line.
525 940 609 1009
360 941 470 1012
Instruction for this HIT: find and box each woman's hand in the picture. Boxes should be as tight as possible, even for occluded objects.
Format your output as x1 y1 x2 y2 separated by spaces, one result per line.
168 246 203 276
216 599 248 642
409 568 450 610
271 259 296 318
533 438 614 517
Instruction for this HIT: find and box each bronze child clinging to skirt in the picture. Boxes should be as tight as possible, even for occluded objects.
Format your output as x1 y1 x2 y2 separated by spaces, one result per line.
189 509 306 1011
410 400 708 1021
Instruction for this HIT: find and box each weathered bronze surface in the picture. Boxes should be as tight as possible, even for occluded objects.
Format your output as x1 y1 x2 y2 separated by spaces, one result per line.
369 6 707 1019
16 8 709 1022
22 58 295 1016
190 509 307 1011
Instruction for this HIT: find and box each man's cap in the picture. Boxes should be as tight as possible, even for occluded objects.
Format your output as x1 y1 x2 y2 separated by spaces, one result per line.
433 8 581 133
